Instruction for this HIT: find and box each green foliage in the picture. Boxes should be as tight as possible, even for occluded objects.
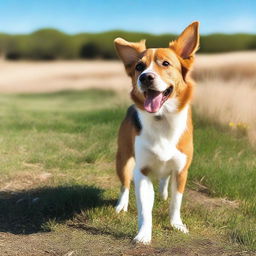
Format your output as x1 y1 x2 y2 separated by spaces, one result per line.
200 33 256 53
28 29 75 59
0 29 256 60
80 41 101 59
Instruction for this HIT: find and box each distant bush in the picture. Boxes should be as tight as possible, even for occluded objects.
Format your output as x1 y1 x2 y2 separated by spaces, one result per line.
0 29 255 60
248 35 256 50
6 51 20 60
80 42 100 59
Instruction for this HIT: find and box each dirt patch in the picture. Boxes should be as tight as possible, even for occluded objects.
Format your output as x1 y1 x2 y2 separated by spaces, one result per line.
0 170 53 192
1 227 251 256
186 189 239 210
0 227 130 256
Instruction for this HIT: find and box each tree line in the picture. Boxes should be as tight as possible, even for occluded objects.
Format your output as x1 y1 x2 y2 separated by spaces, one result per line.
0 29 255 60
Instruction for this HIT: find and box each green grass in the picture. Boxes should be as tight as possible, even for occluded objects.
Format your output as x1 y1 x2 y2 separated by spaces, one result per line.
191 117 256 249
0 89 255 253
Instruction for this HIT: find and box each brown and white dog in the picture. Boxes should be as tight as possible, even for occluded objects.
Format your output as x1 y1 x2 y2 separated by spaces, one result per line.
114 22 199 244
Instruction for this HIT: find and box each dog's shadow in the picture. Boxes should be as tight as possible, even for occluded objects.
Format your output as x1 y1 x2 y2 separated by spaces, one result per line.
0 185 114 234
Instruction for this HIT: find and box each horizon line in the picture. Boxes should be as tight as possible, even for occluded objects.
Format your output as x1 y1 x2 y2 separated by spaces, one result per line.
0 27 256 36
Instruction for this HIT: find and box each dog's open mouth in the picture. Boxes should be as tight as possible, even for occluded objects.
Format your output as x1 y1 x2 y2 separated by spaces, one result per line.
143 86 173 113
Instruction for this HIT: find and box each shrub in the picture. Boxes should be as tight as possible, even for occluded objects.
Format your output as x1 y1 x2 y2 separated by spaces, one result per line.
80 42 101 59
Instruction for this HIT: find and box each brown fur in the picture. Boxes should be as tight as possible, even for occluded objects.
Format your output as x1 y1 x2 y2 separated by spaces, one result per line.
141 167 151 176
116 106 139 188
176 107 193 193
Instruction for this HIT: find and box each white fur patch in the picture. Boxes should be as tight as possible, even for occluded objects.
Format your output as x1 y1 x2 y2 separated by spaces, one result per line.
136 104 188 169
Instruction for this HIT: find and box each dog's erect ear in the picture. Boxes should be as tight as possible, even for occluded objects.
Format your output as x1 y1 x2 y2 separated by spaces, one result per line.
114 38 146 69
170 22 199 59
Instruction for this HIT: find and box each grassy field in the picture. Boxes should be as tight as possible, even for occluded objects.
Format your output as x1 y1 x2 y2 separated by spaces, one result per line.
0 89 255 255
0 53 255 146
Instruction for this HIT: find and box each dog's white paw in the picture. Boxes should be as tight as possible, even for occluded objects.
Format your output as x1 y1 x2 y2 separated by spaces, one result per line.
160 189 168 201
115 200 128 213
171 221 189 234
115 188 129 213
133 231 151 245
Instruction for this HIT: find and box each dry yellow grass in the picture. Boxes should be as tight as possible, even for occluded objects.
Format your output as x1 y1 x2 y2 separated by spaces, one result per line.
0 60 130 93
193 52 256 144
193 51 256 81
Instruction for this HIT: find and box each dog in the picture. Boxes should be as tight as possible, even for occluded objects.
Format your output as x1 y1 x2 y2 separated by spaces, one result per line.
114 22 199 244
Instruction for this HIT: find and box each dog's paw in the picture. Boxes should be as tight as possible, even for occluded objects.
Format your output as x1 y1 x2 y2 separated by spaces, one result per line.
115 188 129 213
115 200 128 213
133 231 151 245
171 221 189 234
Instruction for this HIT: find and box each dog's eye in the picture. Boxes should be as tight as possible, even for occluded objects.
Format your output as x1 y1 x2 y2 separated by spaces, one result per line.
162 61 170 67
135 62 145 72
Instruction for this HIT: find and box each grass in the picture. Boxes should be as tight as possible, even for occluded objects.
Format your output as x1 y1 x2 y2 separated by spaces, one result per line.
0 89 255 254
191 115 256 249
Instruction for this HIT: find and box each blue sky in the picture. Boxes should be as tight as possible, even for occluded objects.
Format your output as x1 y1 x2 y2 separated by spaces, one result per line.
0 0 255 35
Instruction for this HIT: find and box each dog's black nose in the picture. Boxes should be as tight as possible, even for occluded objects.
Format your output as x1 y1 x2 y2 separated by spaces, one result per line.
139 72 155 85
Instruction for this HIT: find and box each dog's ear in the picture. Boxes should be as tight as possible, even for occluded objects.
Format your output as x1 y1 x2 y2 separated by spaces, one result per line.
114 38 146 72
170 21 199 59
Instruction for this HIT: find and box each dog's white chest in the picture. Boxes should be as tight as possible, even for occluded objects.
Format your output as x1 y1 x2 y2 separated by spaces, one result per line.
142 136 176 162
135 105 188 175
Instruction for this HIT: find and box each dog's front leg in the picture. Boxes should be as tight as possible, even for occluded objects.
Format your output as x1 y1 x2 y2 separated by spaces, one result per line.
133 168 154 244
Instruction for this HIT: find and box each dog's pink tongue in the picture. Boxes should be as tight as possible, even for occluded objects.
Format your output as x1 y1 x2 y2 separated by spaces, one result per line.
144 91 163 113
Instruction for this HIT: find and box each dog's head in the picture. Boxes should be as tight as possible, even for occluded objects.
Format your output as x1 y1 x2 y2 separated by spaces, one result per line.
114 22 199 114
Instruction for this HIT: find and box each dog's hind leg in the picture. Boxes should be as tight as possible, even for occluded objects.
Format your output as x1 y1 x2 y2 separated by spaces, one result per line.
159 175 170 200
115 106 138 213
116 153 135 213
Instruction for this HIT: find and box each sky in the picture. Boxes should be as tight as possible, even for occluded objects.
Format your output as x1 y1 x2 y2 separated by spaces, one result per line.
0 0 255 35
